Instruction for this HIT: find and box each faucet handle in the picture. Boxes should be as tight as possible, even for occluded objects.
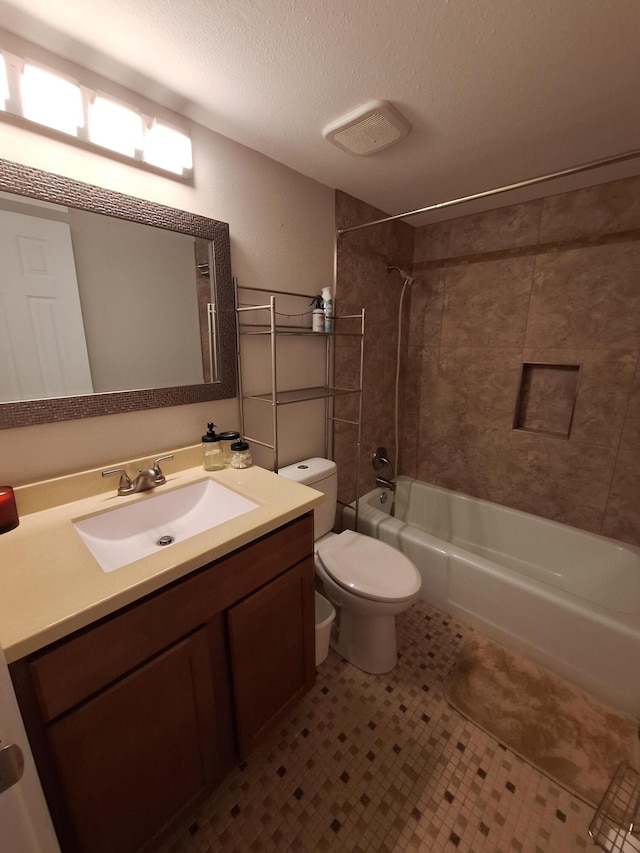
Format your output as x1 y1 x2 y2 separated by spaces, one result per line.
152 454 174 483
102 468 133 495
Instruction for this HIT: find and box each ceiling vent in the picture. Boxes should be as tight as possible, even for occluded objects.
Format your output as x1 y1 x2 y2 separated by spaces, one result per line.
323 100 411 156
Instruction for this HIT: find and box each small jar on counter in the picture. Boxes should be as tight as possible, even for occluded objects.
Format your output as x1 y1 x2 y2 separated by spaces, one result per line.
230 440 252 469
218 430 241 464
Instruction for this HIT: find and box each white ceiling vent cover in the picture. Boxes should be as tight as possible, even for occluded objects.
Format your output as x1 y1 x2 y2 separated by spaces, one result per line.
323 100 411 156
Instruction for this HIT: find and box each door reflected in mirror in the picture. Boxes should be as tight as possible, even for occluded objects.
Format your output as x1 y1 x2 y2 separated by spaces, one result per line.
0 158 236 429
0 192 217 402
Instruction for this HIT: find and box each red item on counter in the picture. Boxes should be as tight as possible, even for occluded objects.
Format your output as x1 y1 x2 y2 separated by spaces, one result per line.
0 486 19 533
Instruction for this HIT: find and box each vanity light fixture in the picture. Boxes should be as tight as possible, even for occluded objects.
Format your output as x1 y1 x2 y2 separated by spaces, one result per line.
0 49 193 179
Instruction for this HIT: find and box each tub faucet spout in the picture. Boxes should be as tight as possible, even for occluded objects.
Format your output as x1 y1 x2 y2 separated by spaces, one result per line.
376 475 396 492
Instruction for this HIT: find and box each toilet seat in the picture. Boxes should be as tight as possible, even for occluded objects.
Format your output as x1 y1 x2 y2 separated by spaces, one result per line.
316 530 421 603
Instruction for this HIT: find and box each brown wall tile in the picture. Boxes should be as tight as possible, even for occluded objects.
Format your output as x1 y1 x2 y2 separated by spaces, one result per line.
413 220 451 263
441 257 534 348
426 422 510 505
502 433 617 533
525 242 640 350
407 271 445 349
620 357 640 451
414 346 440 481
539 176 640 243
446 200 542 258
601 450 640 545
335 192 415 506
436 347 522 428
336 190 414 269
336 182 640 546
398 345 421 478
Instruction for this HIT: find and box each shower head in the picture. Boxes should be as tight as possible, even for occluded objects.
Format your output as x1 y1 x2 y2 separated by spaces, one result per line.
387 264 414 285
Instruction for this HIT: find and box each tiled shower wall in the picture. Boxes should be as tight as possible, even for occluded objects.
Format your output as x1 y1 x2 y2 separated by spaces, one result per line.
334 191 414 508
335 176 640 546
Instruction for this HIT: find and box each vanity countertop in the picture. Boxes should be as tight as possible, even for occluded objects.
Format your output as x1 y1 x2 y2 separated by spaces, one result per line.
0 463 323 663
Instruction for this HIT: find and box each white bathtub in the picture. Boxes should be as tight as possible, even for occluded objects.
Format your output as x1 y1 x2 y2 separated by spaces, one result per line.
343 477 640 715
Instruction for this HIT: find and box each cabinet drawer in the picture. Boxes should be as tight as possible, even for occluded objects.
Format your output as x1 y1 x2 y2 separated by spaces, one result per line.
28 513 313 721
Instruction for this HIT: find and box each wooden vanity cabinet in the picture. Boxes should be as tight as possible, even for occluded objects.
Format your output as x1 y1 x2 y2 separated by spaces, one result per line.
10 512 315 853
48 628 217 853
229 556 315 757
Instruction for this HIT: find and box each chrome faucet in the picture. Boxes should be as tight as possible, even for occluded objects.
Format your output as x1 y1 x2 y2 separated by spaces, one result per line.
102 455 174 496
372 446 396 491
375 475 396 492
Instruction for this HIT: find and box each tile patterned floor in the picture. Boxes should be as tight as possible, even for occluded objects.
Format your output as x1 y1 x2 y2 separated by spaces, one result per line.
158 600 598 852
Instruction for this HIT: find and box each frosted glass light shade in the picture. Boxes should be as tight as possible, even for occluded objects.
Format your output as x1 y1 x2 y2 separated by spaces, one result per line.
21 64 84 135
88 96 143 156
143 122 193 174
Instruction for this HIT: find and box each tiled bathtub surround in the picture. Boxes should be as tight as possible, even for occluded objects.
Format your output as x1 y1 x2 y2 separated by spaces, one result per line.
334 191 414 507
336 175 640 545
158 600 593 853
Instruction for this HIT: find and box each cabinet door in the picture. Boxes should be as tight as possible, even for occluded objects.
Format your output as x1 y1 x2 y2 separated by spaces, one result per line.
47 628 216 853
228 558 315 758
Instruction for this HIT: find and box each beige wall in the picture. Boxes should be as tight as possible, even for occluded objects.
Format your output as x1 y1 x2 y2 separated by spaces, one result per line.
0 41 335 484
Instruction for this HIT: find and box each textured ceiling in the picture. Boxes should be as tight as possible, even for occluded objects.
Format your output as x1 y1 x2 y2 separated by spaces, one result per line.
1 0 640 224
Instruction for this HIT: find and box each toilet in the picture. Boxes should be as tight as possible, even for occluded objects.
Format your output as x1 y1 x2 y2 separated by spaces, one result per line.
279 458 421 674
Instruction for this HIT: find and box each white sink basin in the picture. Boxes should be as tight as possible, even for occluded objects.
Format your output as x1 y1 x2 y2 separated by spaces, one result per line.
73 479 259 573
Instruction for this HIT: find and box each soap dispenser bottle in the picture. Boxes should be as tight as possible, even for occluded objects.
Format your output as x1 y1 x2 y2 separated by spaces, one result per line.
202 423 224 471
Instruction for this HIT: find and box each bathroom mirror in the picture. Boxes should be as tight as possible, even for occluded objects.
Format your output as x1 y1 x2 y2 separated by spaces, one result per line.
0 158 237 429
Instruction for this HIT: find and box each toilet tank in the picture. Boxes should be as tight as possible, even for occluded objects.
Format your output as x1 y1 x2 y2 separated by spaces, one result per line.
278 458 337 540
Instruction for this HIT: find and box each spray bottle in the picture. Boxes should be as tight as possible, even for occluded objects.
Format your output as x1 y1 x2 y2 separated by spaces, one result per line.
310 295 324 332
322 286 334 333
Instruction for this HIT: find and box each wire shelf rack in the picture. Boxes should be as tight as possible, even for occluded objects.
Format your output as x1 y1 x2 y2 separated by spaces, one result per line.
590 763 640 852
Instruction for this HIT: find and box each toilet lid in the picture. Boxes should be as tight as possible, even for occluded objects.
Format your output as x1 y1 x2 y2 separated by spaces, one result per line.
316 530 421 602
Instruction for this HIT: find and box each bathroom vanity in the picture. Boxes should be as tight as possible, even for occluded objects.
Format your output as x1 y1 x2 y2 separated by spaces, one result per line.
1 459 322 853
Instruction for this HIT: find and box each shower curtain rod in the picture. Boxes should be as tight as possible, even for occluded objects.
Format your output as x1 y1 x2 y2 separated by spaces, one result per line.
337 147 640 235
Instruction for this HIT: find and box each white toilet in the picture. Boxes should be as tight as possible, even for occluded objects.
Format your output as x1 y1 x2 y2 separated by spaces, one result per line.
279 458 421 674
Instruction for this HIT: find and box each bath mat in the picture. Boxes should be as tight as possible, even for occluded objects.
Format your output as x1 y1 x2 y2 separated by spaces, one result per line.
444 634 640 807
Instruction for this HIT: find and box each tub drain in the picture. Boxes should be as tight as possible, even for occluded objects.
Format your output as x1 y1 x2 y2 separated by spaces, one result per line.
157 535 175 547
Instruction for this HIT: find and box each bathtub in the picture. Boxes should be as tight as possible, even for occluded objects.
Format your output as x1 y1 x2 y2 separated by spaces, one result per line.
343 477 640 716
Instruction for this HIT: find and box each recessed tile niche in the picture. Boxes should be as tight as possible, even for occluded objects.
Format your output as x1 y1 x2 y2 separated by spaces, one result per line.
513 363 580 438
